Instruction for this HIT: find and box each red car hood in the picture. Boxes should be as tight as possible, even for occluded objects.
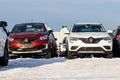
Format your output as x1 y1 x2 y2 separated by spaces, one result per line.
9 32 47 38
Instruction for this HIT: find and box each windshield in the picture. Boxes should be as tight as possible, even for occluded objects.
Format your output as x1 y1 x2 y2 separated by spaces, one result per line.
72 24 106 32
12 23 47 33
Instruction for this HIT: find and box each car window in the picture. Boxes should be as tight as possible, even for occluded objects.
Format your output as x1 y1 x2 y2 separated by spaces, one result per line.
72 24 106 32
117 28 120 35
12 24 47 33
50 33 55 39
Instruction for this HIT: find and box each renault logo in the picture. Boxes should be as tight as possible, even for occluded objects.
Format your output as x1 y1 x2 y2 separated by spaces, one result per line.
88 37 94 43
24 38 29 43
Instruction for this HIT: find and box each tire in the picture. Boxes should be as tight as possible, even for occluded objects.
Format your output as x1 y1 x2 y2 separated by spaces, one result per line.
45 50 52 59
104 52 113 58
59 52 66 57
79 54 86 58
0 43 8 66
67 51 75 59
50 48 56 58
112 42 120 57
53 49 58 57
113 48 120 57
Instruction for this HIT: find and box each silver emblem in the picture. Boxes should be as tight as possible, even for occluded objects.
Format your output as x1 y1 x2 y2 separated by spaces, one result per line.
88 37 94 43
24 38 29 43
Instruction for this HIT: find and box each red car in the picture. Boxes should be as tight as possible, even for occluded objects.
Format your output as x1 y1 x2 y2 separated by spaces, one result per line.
8 23 58 58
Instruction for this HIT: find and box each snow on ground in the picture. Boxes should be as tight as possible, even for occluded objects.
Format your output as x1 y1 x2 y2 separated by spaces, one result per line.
0 57 120 80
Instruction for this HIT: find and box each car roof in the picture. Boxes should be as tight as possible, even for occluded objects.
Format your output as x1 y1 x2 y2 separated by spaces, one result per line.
15 23 45 26
75 22 101 25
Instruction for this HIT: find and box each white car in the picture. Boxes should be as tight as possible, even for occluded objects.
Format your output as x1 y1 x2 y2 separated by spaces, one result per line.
66 22 113 59
0 21 8 66
59 37 67 56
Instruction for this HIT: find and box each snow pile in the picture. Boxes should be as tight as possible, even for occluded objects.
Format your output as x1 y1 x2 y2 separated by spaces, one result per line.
0 58 120 80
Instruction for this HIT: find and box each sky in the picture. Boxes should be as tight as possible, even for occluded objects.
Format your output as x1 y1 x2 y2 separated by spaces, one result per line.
0 0 120 31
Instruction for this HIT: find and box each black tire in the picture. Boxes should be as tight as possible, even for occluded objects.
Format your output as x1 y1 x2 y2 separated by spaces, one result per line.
0 43 8 66
45 50 52 59
53 49 58 57
104 52 113 58
66 44 75 59
67 51 75 59
112 42 120 57
59 52 66 57
113 48 120 57
79 54 86 58
50 48 55 58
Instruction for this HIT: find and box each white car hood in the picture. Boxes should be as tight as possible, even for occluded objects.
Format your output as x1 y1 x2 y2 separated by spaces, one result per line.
69 32 109 38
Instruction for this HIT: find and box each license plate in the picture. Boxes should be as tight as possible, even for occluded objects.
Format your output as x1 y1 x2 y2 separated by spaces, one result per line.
20 44 33 48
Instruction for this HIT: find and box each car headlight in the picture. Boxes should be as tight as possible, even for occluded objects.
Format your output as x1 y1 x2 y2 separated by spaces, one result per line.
103 37 111 41
39 35 48 40
69 37 79 41
8 37 14 41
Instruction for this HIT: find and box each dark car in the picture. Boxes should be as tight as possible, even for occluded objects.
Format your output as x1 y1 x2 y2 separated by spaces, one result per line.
8 23 58 58
112 26 120 57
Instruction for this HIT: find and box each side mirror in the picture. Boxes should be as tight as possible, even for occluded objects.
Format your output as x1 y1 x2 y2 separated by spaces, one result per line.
48 30 53 34
0 21 7 27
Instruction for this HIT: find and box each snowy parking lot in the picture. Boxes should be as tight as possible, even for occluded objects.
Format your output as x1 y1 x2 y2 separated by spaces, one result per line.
0 57 120 80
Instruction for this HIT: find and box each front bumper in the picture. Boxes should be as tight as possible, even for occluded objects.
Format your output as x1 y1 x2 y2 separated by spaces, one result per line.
8 43 48 55
68 40 112 54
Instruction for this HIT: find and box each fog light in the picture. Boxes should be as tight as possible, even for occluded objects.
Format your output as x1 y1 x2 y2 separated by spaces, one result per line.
71 46 78 50
104 46 110 49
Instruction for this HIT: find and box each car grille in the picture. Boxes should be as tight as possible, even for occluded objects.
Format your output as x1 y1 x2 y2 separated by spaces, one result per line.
78 47 104 51
15 38 38 44
80 38 103 43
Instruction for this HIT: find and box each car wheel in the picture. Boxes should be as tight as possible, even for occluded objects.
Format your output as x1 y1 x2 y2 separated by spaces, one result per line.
79 54 86 58
113 48 120 57
50 48 55 58
0 44 8 66
53 49 58 57
67 51 75 59
104 52 113 58
45 50 52 59
66 45 74 59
